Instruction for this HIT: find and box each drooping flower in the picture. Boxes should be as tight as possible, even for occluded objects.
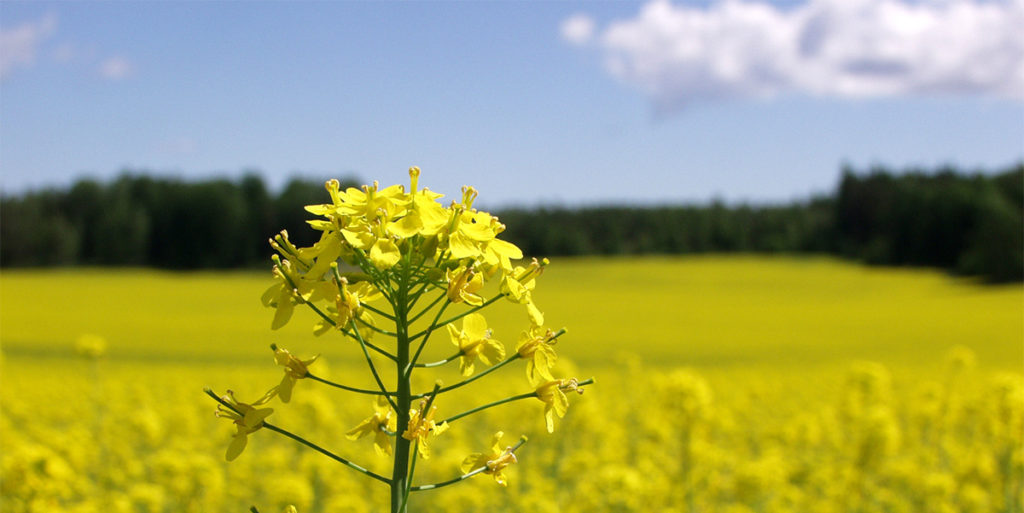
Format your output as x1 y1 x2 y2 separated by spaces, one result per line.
516 326 559 382
402 398 448 459
214 389 277 461
272 346 319 403
261 257 335 330
533 378 584 433
460 431 519 486
346 396 396 456
447 313 505 376
502 258 548 325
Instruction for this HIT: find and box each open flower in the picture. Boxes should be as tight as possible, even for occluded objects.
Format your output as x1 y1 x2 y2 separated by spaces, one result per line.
402 398 448 459
447 313 505 376
387 167 449 239
346 396 396 456
516 326 559 382
214 389 276 461
534 378 584 433
460 431 519 486
446 265 484 306
272 346 319 403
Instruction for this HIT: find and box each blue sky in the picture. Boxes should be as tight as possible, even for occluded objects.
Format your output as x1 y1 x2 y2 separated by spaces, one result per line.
1 0 1022 207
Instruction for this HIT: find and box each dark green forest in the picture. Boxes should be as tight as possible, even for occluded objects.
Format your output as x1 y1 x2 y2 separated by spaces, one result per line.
2 164 1021 282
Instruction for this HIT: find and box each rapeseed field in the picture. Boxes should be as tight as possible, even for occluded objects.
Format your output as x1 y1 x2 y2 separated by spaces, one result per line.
2 257 1022 512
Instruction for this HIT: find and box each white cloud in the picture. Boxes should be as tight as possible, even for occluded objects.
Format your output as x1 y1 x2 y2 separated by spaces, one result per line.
0 14 56 80
99 56 134 80
561 13 596 46
563 0 1024 110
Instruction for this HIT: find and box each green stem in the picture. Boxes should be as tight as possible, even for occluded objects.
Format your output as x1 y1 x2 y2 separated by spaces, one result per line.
391 254 414 513
410 437 528 492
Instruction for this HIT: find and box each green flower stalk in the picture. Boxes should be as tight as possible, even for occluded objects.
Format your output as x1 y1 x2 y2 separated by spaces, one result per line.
207 167 592 513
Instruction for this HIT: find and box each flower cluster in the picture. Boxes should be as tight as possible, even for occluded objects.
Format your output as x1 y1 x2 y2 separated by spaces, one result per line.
209 168 590 512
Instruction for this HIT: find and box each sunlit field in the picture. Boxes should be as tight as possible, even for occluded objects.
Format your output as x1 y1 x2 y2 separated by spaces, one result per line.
2 256 1022 512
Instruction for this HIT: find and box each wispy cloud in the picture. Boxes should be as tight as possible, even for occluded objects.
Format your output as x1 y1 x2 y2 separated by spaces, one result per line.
560 13 596 46
563 0 1024 111
98 56 134 80
0 13 56 80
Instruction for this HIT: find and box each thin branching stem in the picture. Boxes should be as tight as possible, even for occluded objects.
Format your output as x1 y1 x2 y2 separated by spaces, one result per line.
307 372 395 396
350 320 399 411
408 291 447 324
405 301 451 377
413 350 462 368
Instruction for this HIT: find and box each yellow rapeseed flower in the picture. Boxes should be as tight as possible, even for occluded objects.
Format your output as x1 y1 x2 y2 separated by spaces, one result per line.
402 398 449 459
447 313 505 376
346 396 396 456
460 431 519 486
445 265 484 306
516 326 558 382
214 389 276 461
533 378 584 433
272 347 319 403
386 167 449 239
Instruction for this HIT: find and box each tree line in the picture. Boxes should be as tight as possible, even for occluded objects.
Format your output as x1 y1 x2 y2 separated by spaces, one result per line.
1 164 1020 282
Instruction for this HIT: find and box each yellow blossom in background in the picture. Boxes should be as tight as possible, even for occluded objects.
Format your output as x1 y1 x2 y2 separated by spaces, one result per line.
74 334 107 359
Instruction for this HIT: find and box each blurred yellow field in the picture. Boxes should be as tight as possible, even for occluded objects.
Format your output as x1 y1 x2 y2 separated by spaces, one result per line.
2 257 1022 512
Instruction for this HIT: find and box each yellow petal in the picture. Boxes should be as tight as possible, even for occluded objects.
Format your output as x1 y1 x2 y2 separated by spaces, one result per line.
415 199 449 235
387 214 422 239
370 239 401 269
459 212 495 242
226 432 248 461
306 234 343 278
490 431 505 454
462 313 488 340
278 375 294 403
461 453 488 474
271 290 295 330
526 301 544 326
448 232 480 259
488 237 522 260
480 339 506 366
345 418 374 440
